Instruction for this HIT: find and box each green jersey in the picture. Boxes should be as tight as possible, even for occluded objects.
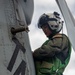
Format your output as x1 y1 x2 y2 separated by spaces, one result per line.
33 34 71 75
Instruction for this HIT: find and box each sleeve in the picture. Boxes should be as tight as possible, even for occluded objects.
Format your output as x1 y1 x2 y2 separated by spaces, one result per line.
33 34 69 60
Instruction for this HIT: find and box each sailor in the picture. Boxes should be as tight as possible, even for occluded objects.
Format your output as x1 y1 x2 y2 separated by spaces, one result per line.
33 12 72 75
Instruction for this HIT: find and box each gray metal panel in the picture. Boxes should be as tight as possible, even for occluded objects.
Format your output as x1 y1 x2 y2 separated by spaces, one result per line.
0 0 35 75
56 0 75 51
18 0 34 25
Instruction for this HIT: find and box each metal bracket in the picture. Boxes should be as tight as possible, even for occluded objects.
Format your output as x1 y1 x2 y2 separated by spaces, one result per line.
11 27 29 35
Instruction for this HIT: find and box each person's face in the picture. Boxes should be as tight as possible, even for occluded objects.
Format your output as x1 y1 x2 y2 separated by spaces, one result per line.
42 24 52 37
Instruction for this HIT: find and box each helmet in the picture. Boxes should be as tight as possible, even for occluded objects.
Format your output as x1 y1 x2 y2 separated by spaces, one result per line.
38 12 63 34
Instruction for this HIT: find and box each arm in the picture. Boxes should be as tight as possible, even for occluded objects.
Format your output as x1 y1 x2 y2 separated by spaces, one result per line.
33 34 69 60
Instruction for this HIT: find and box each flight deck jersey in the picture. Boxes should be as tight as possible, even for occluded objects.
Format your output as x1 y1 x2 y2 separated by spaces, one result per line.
33 34 71 75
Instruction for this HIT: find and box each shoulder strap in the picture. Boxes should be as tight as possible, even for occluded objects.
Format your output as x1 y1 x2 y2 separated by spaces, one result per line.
53 34 63 38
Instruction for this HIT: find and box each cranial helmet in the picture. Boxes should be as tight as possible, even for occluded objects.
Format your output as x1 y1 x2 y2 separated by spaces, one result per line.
38 12 63 34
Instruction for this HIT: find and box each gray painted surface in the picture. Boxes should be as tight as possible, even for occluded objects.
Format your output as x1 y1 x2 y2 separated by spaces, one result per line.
0 0 35 75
